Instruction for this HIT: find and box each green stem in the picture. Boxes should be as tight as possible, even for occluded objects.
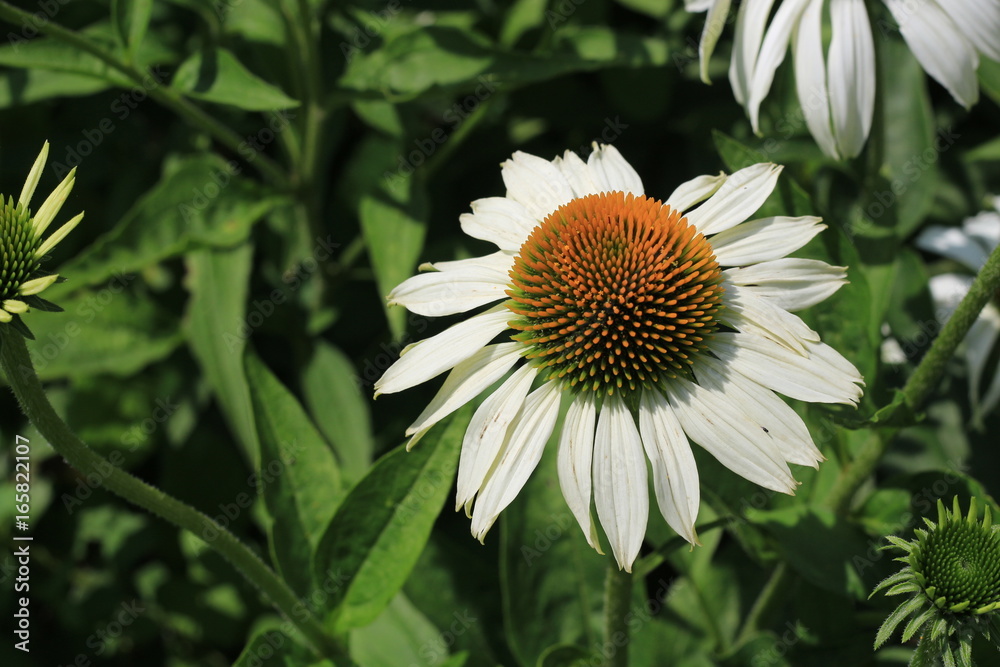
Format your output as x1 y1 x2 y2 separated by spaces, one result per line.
603 562 633 667
0 328 341 661
0 1 287 188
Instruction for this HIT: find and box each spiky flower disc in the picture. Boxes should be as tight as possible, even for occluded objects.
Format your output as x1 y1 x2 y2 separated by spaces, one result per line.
506 191 723 396
0 142 84 337
872 497 1000 667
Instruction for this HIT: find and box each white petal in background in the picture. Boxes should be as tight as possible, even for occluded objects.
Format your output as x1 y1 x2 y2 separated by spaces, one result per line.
470 381 562 541
375 305 512 396
405 342 522 445
916 225 990 272
885 0 980 108
939 0 1000 63
746 0 811 132
724 258 848 311
827 0 875 158
697 0 733 83
729 0 780 106
455 364 537 511
965 303 1000 423
557 392 603 552
639 390 701 545
685 163 782 235
793 0 838 159
593 393 649 572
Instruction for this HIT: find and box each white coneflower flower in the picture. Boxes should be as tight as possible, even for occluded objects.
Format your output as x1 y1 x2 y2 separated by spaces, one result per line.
686 0 1000 159
1 142 83 337
376 143 864 571
916 196 1000 422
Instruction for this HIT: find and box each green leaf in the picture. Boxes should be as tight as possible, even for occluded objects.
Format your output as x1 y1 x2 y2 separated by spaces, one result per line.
25 286 182 380
172 48 299 110
978 56 1000 108
183 243 259 466
312 406 467 633
0 69 113 106
50 155 284 299
712 130 768 173
537 644 594 667
112 0 153 62
747 505 871 599
350 592 465 667
302 341 374 484
231 627 330 667
245 350 344 596
500 433 604 666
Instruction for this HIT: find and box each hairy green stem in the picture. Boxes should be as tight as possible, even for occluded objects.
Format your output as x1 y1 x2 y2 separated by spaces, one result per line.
0 328 341 660
0 1 287 187
603 562 633 667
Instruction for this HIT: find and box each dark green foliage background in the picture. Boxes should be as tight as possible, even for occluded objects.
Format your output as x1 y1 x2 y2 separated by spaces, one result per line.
0 0 999 665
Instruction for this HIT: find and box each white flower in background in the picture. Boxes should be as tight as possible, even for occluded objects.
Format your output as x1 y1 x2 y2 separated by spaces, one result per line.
686 0 1000 160
376 143 863 571
916 197 1000 422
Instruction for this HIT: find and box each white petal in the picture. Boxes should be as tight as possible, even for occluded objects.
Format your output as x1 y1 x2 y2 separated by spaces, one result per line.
404 342 522 445
827 0 875 158
962 210 1000 253
470 380 562 541
729 0 779 106
928 273 973 317
554 150 600 198
455 364 537 510
389 253 512 317
724 258 848 311
502 151 576 221
916 225 989 272
939 0 1000 64
711 215 826 266
593 394 648 572
375 305 511 396
665 172 727 214
973 306 1000 422
586 143 644 195
793 0 838 159
665 376 798 493
746 0 811 132
709 331 864 405
638 390 700 545
720 284 820 354
685 163 783 236
557 392 603 552
686 0 715 12
460 197 538 252
698 0 734 83
966 303 1000 415
697 356 823 467
886 0 980 108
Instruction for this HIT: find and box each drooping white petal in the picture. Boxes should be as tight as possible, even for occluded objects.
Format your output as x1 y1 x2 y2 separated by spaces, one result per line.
554 150 600 198
375 305 511 397
827 0 875 159
698 0 734 84
586 143 644 195
697 357 823 467
470 380 562 541
711 215 826 265
455 364 537 510
886 0 980 108
684 163 783 235
916 225 989 272
405 342 522 445
665 172 727 214
19 141 48 208
721 284 820 354
729 0 779 106
593 393 648 572
746 0 811 132
389 254 512 317
460 197 538 251
665 376 798 493
638 390 700 545
724 258 848 311
710 331 864 405
557 392 602 552
939 0 1000 63
501 151 576 221
793 0 838 159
